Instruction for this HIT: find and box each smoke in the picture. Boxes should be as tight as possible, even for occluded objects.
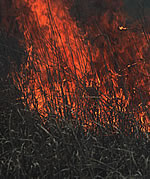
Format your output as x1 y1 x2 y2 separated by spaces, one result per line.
69 0 150 29
69 0 122 26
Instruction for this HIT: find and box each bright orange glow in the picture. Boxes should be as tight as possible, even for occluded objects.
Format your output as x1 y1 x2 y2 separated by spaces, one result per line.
119 26 127 31
13 0 150 132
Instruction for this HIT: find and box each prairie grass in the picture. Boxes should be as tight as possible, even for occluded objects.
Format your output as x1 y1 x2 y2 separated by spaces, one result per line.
0 31 150 179
0 1 150 178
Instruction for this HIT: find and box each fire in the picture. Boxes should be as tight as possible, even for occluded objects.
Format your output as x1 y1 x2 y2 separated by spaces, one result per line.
10 0 149 132
119 26 127 30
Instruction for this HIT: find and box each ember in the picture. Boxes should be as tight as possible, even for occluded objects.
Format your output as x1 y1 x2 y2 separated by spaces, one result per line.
9 0 150 132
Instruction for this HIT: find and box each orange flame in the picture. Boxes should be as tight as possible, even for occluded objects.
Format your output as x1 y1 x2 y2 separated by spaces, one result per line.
12 0 149 132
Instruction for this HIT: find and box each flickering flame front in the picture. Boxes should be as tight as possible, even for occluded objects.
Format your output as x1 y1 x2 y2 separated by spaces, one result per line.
13 0 149 132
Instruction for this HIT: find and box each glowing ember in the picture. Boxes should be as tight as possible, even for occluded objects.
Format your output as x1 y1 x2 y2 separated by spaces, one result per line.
11 0 149 132
119 26 127 30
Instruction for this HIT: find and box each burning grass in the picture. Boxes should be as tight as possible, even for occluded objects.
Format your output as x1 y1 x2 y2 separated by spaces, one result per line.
12 0 149 132
0 76 150 178
0 0 150 178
